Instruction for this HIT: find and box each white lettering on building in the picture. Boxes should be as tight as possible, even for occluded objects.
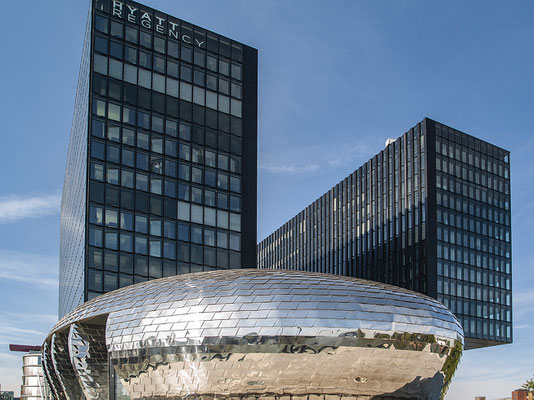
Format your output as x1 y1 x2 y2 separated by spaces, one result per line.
112 0 123 18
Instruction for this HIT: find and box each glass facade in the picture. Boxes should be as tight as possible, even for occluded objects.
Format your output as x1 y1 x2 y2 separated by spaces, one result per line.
258 118 511 349
59 0 257 318
59 6 92 318
433 121 511 349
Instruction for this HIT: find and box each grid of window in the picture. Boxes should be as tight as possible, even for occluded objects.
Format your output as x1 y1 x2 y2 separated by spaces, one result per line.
258 118 512 349
434 122 512 344
258 121 428 293
81 0 254 301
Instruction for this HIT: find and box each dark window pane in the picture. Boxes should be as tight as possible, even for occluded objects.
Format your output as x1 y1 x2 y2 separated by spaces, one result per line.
95 15 108 34
110 21 123 38
109 40 123 59
95 35 108 54
140 31 152 49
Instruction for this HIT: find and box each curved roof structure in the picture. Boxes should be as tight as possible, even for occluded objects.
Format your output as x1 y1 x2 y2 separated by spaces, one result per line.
43 270 463 399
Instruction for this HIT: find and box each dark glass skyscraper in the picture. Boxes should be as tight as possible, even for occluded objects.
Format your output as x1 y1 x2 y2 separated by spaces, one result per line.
59 0 257 318
258 118 511 349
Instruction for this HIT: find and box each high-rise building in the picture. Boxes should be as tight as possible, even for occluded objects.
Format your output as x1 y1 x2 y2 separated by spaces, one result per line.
59 0 257 318
258 118 512 349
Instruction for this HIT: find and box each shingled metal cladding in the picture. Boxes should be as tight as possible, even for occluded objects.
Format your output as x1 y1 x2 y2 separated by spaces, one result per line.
42 270 463 400
69 322 109 398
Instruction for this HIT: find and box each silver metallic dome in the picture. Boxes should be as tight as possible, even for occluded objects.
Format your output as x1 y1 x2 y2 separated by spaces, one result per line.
42 269 463 399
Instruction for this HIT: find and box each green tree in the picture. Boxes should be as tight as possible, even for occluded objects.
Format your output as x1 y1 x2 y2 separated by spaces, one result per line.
522 376 534 391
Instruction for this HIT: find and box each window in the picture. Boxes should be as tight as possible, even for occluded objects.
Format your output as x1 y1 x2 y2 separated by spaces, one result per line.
136 173 148 191
204 229 215 246
95 15 108 33
207 55 217 72
166 78 179 97
191 204 203 224
229 233 240 251
191 226 203 244
180 82 192 102
139 69 151 89
105 231 118 250
231 64 242 80
94 35 108 54
109 59 123 80
110 20 123 38
204 207 216 226
125 26 138 43
94 54 108 75
230 176 241 193
218 94 230 113
168 40 179 58
179 123 191 141
125 45 137 64
120 211 134 230
219 60 229 76
153 73 165 93
217 231 228 248
89 227 103 247
163 221 176 239
205 190 216 207
217 210 228 229
229 213 241 231
89 205 103 225
231 99 242 118
181 64 192 82
135 236 147 255
90 162 104 181
140 31 152 49
178 201 190 221
110 41 123 60
108 103 121 121
120 233 133 252
217 173 228 190
167 61 179 78
124 64 137 84
91 140 105 160
178 223 189 241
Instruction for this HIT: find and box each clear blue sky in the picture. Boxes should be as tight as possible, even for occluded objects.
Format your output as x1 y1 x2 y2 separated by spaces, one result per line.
0 1 533 398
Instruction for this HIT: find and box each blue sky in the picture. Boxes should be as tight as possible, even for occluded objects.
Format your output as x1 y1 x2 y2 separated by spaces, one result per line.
0 1 533 398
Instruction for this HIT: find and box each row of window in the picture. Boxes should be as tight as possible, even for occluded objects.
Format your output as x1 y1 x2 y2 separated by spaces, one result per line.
92 67 243 117
89 204 240 234
437 242 510 272
92 98 243 149
88 232 239 266
88 223 240 254
452 302 511 323
94 9 244 62
94 31 243 83
437 162 509 197
438 261 510 286
437 175 510 211
92 119 242 159
90 157 241 194
438 225 509 261
437 191 510 226
437 276 510 305
86 263 232 296
436 139 509 178
91 127 242 171
437 207 510 243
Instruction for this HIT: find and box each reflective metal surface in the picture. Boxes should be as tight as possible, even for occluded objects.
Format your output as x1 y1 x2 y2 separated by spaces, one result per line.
43 270 463 400
42 341 62 400
69 322 109 399
52 332 83 399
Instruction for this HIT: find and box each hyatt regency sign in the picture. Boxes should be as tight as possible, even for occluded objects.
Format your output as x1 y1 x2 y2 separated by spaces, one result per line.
109 0 206 48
